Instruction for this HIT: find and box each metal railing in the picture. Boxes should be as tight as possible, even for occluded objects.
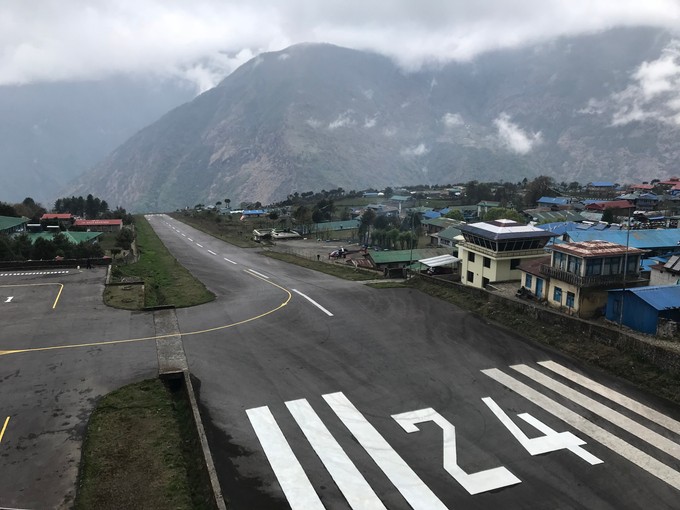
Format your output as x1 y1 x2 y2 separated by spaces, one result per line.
539 264 641 288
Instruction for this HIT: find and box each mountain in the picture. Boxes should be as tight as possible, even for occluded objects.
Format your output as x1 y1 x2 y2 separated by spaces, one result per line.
0 77 194 205
66 27 680 212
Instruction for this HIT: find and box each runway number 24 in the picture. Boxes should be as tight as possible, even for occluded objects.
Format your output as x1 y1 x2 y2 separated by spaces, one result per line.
392 397 603 495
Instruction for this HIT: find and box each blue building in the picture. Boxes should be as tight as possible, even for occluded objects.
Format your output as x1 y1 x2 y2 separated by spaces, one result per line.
606 285 680 334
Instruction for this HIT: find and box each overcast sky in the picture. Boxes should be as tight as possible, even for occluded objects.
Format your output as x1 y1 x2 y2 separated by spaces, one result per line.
2 0 679 91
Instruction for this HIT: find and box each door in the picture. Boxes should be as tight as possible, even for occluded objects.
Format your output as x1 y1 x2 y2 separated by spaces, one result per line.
536 278 543 298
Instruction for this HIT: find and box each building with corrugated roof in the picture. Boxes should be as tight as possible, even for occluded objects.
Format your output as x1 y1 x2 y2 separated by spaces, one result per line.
458 219 555 289
606 285 680 334
0 216 29 235
535 240 647 318
73 219 123 232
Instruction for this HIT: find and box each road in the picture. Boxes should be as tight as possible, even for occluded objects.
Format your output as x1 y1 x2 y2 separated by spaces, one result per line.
1 213 679 509
146 214 680 510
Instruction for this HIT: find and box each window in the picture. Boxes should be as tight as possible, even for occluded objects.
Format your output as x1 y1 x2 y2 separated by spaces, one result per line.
553 251 566 270
553 286 562 303
566 291 575 308
585 258 602 276
483 257 491 268
468 251 476 263
567 255 582 275
467 271 474 283
525 274 533 289
482 277 490 287
602 256 620 276
510 258 521 270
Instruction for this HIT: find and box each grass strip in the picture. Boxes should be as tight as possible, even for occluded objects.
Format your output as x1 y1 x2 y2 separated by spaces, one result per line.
261 250 378 281
107 215 214 308
170 212 261 248
75 378 215 510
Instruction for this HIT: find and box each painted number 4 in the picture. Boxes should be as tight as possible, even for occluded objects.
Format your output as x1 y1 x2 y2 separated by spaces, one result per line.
392 397 602 496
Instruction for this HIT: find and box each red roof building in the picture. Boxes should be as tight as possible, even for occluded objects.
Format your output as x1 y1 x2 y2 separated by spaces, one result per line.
73 219 123 232
584 200 634 211
41 213 73 220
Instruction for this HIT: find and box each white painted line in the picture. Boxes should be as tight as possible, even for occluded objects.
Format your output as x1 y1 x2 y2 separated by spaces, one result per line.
286 398 387 510
292 289 334 317
208 250 217 255
246 406 324 510
188 238 194 242
511 364 680 460
223 257 237 265
482 368 680 491
182 233 186 237
246 269 269 279
323 392 448 510
196 243 203 248
5 297 13 303
539 360 680 435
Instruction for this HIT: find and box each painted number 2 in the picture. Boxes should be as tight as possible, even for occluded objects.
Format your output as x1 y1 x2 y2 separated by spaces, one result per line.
392 398 602 495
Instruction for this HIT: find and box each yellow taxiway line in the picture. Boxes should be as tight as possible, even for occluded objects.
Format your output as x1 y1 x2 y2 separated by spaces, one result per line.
0 273 292 357
0 416 10 443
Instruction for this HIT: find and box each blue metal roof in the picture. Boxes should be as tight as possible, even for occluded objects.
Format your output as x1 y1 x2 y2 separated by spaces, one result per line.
537 196 569 205
590 181 616 187
536 221 580 235
566 228 680 249
423 210 442 219
615 285 680 310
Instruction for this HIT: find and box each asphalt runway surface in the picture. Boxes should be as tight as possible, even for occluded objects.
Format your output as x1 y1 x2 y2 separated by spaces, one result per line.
1 214 679 509
147 214 680 510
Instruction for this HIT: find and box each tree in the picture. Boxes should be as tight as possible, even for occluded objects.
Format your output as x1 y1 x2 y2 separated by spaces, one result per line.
524 176 555 207
601 209 615 224
0 202 17 217
444 210 464 221
359 208 376 244
483 208 526 223
116 227 135 251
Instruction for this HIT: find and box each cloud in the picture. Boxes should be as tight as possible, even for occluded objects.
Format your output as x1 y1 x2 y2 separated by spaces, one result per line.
494 113 542 154
328 110 355 129
2 1 679 91
586 40 680 126
364 116 377 128
401 143 429 156
442 112 464 127
306 118 322 128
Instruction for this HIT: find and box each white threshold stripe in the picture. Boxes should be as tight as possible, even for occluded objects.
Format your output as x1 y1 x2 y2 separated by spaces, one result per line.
196 243 203 248
511 364 680 460
286 398 387 510
539 360 680 435
323 392 448 510
246 269 269 279
223 257 237 265
208 250 217 255
292 289 334 317
246 406 324 510
482 368 680 491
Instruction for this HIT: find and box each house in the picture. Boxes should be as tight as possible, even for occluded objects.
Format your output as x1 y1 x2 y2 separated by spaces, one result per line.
422 217 460 236
0 216 29 235
458 219 555 289
73 219 123 232
586 181 618 198
534 240 647 318
40 213 74 229
366 248 451 272
606 285 680 335
649 255 680 286
430 225 463 251
584 200 634 217
536 196 570 209
312 219 359 240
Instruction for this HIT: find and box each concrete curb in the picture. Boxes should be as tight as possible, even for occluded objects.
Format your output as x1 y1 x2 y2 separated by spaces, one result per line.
154 308 227 510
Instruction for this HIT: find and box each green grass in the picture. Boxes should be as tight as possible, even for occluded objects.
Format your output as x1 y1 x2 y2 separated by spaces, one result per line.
106 215 214 309
170 211 262 248
75 378 215 510
262 250 378 281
